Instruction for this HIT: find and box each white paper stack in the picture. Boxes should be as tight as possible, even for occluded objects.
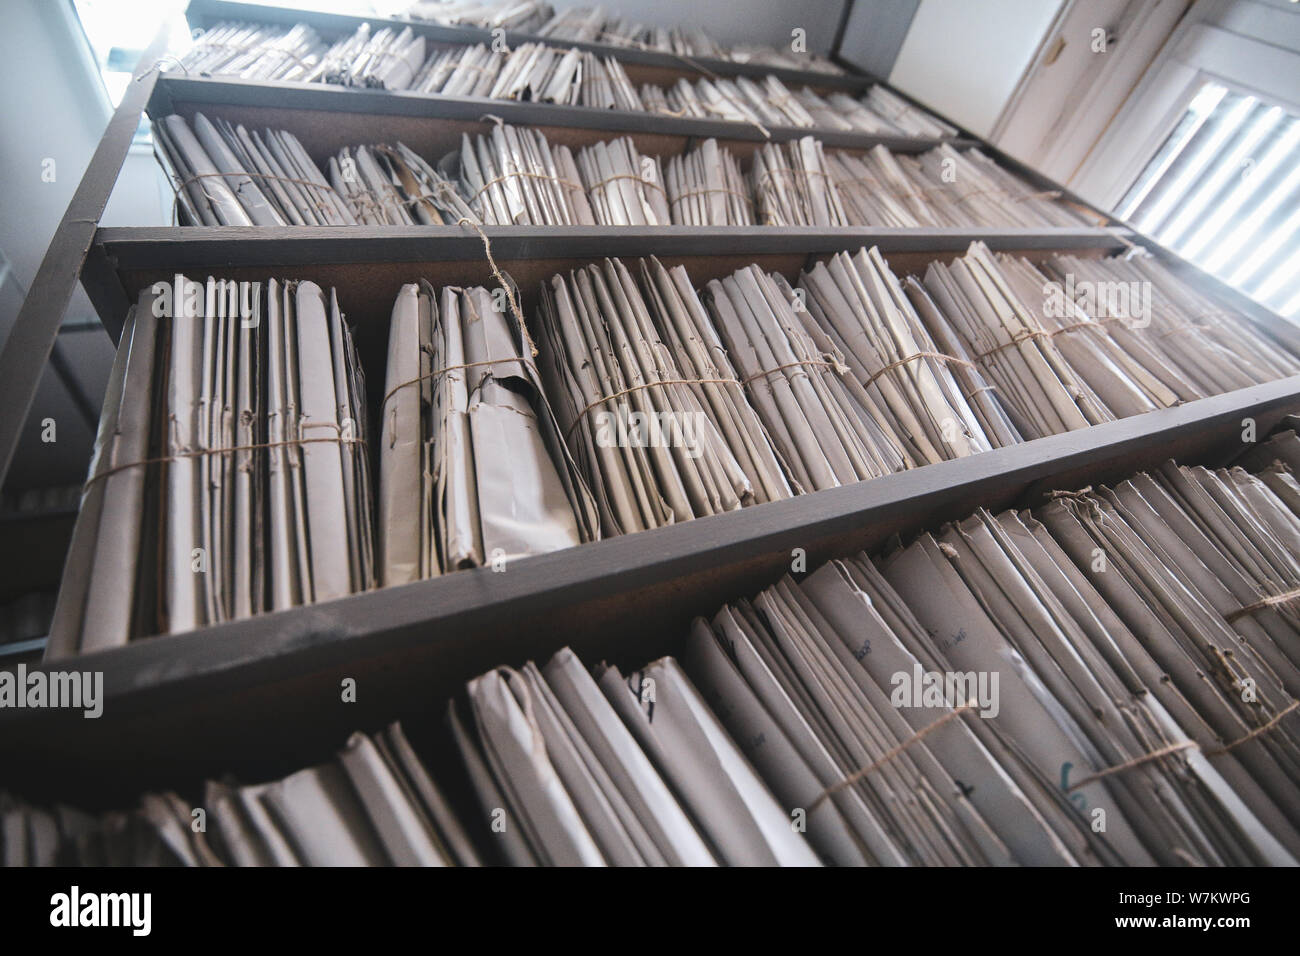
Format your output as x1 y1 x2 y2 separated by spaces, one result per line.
575 136 671 226
702 264 908 491
153 113 357 226
455 125 595 225
379 279 599 585
47 277 375 656
449 646 818 865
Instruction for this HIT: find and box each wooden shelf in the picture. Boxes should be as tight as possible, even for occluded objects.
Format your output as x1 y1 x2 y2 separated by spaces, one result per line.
149 73 963 162
2 378 1297 801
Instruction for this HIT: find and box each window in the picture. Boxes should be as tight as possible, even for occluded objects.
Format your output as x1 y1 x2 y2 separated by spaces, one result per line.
1115 83 1300 320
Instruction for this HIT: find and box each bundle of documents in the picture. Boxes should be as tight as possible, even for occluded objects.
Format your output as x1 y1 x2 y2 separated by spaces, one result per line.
153 113 357 226
449 647 818 865
318 24 427 89
406 0 553 31
1045 253 1300 397
47 277 375 656
575 137 671 226
410 41 642 109
455 126 595 225
914 243 1300 440
797 248 996 464
664 139 754 226
1 723 479 866
179 21 333 82
379 280 598 585
861 86 958 138
751 136 846 227
536 257 793 534
330 141 476 226
702 264 908 490
656 75 815 130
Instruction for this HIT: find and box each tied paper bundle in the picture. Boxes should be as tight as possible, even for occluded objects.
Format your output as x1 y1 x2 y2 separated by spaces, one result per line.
1045 253 1300 399
537 257 792 535
658 76 814 130
861 85 958 138
912 145 1089 228
1033 464 1300 851
703 265 909 492
378 281 598 585
47 277 375 658
664 138 754 226
825 145 1087 229
0 723 480 866
797 88 901 135
915 242 1117 439
153 113 357 226
328 142 474 226
178 21 332 82
751 137 846 227
870 490 1297 865
449 647 818 865
828 149 935 228
575 137 671 226
797 248 995 465
914 244 1300 441
456 125 595 225
406 0 553 31
319 24 427 90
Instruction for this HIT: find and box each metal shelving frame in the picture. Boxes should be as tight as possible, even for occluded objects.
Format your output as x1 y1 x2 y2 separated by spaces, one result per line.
1 0 1298 801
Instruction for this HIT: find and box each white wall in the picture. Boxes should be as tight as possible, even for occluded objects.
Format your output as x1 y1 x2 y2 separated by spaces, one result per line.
887 0 1065 137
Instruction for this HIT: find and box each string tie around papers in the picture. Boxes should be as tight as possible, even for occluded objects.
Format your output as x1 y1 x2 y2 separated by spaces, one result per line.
381 356 542 416
1226 586 1300 622
862 351 974 388
81 433 367 492
810 700 978 810
740 356 848 385
668 184 755 212
1206 700 1300 755
468 168 586 208
453 216 539 357
755 167 833 195
973 328 1051 361
587 172 667 199
563 375 744 441
1064 740 1199 793
168 170 340 223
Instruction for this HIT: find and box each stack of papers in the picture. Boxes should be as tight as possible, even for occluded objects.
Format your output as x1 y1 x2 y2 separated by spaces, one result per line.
751 136 846 227
406 0 553 31
914 243 1300 440
378 280 598 585
1 723 477 866
154 113 357 226
575 136 671 226
48 277 375 656
663 138 754 225
702 263 908 490
455 126 595 225
536 257 792 533
449 646 818 865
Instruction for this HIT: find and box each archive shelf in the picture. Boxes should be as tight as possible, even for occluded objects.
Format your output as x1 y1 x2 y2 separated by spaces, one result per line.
1 2 1298 804
183 0 874 95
